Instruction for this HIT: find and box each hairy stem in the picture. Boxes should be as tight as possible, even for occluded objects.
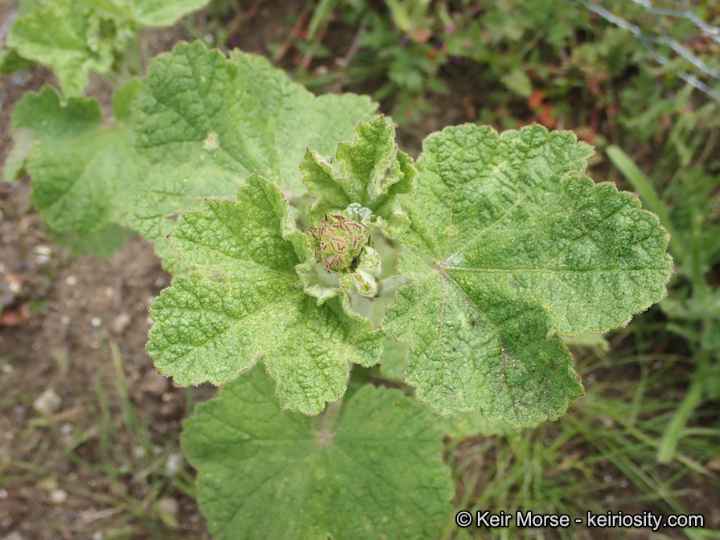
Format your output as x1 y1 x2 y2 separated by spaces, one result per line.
314 397 344 447
378 274 410 296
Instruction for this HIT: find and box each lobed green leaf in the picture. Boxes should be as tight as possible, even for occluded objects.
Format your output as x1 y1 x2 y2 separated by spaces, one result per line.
118 0 211 27
8 0 116 96
433 410 521 440
126 41 380 273
48 223 137 257
147 175 384 414
383 124 673 426
6 0 209 96
0 48 35 76
182 365 453 540
6 85 143 247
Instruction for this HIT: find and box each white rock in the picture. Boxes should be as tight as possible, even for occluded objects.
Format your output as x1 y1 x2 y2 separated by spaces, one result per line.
166 452 183 476
91 317 102 327
49 489 68 503
110 313 131 334
33 388 61 416
4 532 26 540
157 496 179 520
140 370 169 396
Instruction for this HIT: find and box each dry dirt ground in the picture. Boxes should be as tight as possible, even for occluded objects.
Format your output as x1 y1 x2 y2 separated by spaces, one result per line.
0 17 215 538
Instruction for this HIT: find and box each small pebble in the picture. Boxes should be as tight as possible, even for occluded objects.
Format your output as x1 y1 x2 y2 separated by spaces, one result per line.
166 453 183 476
159 401 179 417
158 496 179 520
110 313 131 334
34 246 52 256
140 370 169 396
12 70 32 87
0 278 14 308
0 489 7 499
33 388 61 416
6 276 22 294
61 316 70 325
49 489 68 504
4 532 26 540
91 317 102 327
2 364 12 374
65 275 77 286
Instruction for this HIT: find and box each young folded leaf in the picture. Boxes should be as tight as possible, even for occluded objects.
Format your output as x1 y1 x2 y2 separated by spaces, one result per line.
382 124 673 427
302 117 416 238
124 42 380 275
182 365 453 540
147 175 384 415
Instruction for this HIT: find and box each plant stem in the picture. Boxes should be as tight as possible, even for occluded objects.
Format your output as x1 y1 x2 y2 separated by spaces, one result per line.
314 397 344 446
378 274 410 296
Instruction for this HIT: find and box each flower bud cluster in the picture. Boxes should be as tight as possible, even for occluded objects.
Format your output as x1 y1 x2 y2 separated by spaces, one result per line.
306 214 381 298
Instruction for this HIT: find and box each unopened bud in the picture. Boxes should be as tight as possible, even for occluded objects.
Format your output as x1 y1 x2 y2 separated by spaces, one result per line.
307 214 370 271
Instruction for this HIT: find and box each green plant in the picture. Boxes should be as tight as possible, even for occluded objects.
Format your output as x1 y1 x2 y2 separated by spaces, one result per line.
6 41 674 538
608 145 720 464
1 0 211 95
285 0 720 169
290 0 617 124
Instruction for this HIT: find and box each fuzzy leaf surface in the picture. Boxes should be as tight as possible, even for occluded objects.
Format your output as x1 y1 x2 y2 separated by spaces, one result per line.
10 85 143 237
147 175 384 414
13 87 141 236
433 411 520 440
115 0 210 26
48 223 136 257
383 125 673 426
4 83 101 183
7 0 117 96
182 365 453 540
302 117 415 237
0 48 35 75
128 42 379 272
7 0 208 95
